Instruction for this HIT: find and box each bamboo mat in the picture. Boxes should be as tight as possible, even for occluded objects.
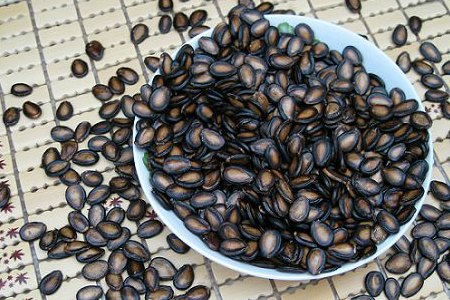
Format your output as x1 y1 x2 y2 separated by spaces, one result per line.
0 0 449 299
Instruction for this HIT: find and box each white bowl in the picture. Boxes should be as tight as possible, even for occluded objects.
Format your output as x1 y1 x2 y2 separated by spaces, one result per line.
133 15 434 281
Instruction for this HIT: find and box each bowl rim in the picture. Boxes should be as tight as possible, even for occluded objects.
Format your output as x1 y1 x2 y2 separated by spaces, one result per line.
133 14 434 281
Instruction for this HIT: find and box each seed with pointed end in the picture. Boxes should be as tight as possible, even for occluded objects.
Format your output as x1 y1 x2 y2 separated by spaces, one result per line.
131 23 149 44
401 272 424 297
408 16 422 35
365 271 384 297
56 101 74 121
39 270 63 295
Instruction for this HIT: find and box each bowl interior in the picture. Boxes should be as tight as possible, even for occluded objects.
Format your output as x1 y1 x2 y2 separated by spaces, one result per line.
133 15 434 281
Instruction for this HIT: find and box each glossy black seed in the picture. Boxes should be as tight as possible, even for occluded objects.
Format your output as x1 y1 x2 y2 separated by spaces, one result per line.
39 229 59 251
56 101 74 121
345 0 361 12
400 272 424 298
158 0 173 11
85 40 104 61
66 184 86 210
20 222 47 241
144 56 161 72
72 149 99 166
87 186 110 206
71 59 89 78
124 240 150 262
117 67 139 85
408 16 422 35
3 107 20 126
150 257 177 280
108 76 125 95
137 220 164 239
385 252 412 274
167 233 190 254
76 285 103 300
425 90 448 103
392 25 407 46
190 10 207 27
365 271 384 297
420 41 442 63
384 278 400 300
159 15 172 34
92 84 113 101
39 270 63 295
306 248 325 275
22 101 42 119
131 23 149 44
82 260 108 281
174 12 189 32
396 51 411 73
11 82 32 96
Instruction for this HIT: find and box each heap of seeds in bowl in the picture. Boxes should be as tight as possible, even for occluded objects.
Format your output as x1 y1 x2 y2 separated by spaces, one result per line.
134 6 432 275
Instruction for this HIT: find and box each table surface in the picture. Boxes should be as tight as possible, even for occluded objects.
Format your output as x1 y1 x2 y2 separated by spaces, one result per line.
0 0 449 299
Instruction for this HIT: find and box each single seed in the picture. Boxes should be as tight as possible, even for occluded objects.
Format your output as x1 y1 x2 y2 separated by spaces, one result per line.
159 15 172 34
408 16 422 35
22 101 42 119
345 0 361 13
392 24 407 46
56 101 74 121
420 41 442 63
85 40 104 61
3 107 20 126
131 23 149 44
174 12 189 32
39 270 63 295
11 83 32 96
71 59 89 78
